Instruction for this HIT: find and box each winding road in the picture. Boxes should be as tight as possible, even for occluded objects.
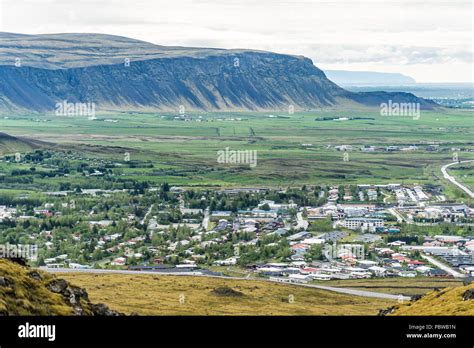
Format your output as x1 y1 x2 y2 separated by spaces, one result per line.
441 160 474 198
43 267 411 301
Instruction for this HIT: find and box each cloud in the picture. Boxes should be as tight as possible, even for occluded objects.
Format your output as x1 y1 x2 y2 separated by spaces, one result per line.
0 0 472 82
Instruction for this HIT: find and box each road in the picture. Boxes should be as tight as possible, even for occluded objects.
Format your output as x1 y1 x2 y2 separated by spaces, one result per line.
296 212 309 230
421 254 466 278
140 204 154 225
388 207 405 223
202 207 210 230
43 268 410 301
441 160 474 199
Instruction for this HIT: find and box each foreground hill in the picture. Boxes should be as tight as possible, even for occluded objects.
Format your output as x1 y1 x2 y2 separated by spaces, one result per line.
0 32 436 112
387 282 474 316
0 259 121 315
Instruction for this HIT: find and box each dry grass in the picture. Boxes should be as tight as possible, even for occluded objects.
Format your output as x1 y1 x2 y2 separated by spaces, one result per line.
58 273 395 316
391 283 474 316
313 278 464 296
0 259 73 315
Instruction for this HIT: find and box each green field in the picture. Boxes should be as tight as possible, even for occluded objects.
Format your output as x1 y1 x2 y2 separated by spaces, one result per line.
1 108 473 192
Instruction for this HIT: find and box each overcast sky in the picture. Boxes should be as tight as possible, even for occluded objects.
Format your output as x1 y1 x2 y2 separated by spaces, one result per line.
0 0 472 82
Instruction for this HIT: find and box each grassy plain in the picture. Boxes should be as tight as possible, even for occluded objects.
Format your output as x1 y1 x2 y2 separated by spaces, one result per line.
58 272 395 315
1 108 473 194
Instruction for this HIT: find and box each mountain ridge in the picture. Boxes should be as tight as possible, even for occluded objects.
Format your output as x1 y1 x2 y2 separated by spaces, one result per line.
0 32 437 112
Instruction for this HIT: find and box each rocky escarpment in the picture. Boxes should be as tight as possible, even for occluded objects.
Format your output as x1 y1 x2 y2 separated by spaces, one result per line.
0 258 123 316
0 32 437 113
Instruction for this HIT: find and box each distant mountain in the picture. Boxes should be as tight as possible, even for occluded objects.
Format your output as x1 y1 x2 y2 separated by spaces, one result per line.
0 33 435 112
325 70 417 86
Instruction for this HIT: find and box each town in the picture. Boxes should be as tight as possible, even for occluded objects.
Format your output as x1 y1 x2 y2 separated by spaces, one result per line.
1 167 473 284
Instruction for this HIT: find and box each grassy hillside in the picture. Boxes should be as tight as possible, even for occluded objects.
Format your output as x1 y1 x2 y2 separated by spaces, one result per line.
391 283 474 316
0 259 119 315
0 132 41 155
0 259 73 315
58 272 395 315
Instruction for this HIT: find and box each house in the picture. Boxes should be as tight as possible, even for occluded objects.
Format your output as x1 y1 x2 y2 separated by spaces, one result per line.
428 269 450 278
357 260 378 267
426 144 440 151
335 145 353 151
287 231 312 241
415 265 432 274
387 241 406 247
257 267 283 276
368 266 387 276
361 145 376 152
291 244 309 253
288 274 309 283
399 271 416 278
69 263 91 269
407 260 425 266
211 211 232 218
214 256 239 266
300 237 325 245
89 220 114 228
391 253 410 262
341 218 384 232
111 257 127 266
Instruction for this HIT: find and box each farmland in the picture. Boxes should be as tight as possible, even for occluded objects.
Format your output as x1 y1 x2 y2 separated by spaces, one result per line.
1 108 473 193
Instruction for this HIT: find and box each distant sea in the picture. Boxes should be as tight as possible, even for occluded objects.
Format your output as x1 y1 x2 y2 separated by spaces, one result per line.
343 83 474 109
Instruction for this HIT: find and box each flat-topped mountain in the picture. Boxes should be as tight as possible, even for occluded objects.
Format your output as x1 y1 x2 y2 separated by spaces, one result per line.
0 32 436 112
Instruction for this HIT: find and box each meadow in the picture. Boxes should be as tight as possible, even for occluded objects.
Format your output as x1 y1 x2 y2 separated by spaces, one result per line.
1 108 473 192
58 272 395 315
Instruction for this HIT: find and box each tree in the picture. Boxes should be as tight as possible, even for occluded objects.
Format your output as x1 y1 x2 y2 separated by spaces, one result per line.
305 244 323 261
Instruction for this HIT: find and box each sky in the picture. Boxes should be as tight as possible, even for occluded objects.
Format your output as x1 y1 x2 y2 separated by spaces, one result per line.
0 0 472 83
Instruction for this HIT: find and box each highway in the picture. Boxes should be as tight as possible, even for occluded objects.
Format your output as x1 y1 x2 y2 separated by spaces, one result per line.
43 267 411 301
441 160 474 199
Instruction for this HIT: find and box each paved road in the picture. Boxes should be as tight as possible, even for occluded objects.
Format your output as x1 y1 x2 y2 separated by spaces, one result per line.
140 204 154 225
43 268 410 301
296 212 309 230
388 207 405 223
441 160 474 199
202 207 210 230
421 254 466 278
